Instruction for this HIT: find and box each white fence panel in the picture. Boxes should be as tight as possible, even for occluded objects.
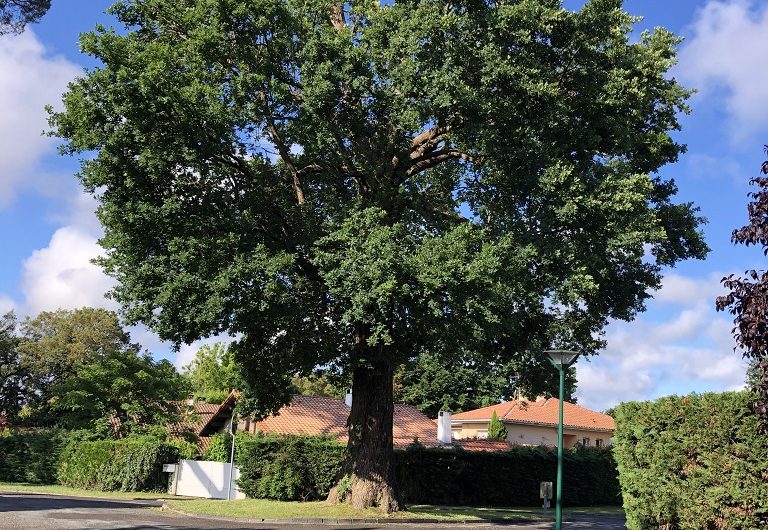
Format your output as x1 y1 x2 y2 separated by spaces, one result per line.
173 459 244 499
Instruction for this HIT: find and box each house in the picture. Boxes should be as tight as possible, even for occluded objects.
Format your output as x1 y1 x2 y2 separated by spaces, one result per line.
239 394 441 447
240 393 512 451
168 391 238 453
450 397 615 448
174 390 512 452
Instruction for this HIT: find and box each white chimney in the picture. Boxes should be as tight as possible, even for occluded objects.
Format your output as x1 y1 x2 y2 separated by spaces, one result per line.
437 410 452 445
344 388 353 408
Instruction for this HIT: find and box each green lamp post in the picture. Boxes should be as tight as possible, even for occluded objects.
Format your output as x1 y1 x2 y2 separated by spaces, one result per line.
545 349 579 530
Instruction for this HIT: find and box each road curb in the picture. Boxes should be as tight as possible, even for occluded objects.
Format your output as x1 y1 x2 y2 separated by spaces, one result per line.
160 503 539 526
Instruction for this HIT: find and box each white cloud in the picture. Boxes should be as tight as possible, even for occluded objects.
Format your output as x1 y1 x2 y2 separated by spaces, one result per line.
0 30 79 205
20 225 117 315
652 272 729 306
576 272 748 412
0 294 16 314
684 153 744 185
678 1 768 141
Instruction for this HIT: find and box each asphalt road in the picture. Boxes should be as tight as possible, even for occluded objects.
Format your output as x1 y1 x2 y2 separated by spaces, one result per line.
0 493 627 530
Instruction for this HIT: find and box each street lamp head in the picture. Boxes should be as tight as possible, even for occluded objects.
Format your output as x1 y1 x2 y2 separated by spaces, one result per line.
545 349 579 368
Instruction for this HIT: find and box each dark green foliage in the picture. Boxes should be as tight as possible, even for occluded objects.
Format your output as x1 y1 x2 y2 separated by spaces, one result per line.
0 429 71 484
57 436 182 492
15 308 187 433
290 373 347 400
487 411 507 440
235 434 345 502
0 312 25 422
396 445 619 507
51 348 187 435
203 431 254 463
203 432 230 463
50 0 708 506
233 433 618 506
0 0 50 34
394 352 578 417
182 342 242 403
613 392 768 530
49 0 708 427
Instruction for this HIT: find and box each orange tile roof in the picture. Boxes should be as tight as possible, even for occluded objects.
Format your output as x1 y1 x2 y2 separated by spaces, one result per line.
454 439 514 452
254 395 441 447
453 398 615 432
166 400 223 448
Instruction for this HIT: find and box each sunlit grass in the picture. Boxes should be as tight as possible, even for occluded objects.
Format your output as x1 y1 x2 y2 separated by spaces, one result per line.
0 482 623 521
165 498 622 521
0 482 170 500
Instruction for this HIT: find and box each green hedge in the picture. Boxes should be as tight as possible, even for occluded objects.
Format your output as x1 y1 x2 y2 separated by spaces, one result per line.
236 435 345 501
231 434 619 506
58 437 182 492
613 392 768 530
0 429 72 484
397 444 619 507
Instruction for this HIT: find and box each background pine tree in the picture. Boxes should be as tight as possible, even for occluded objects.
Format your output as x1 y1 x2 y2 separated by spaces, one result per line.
487 410 507 441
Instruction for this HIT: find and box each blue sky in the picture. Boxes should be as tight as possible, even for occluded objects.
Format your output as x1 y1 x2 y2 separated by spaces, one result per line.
0 0 765 411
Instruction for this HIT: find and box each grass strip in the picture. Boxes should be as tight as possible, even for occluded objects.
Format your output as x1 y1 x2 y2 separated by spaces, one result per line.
0 482 622 522
0 482 170 500
164 498 553 521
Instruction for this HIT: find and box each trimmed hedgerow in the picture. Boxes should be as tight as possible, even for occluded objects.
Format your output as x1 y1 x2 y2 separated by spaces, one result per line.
613 391 768 530
58 436 182 492
396 444 619 507
235 434 344 501
231 433 619 506
0 429 74 484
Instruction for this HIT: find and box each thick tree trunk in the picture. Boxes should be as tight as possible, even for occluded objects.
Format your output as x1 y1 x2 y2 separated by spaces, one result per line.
327 361 405 513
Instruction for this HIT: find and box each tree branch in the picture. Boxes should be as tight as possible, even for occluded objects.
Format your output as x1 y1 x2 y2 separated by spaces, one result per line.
405 149 483 177
330 4 345 30
265 118 306 205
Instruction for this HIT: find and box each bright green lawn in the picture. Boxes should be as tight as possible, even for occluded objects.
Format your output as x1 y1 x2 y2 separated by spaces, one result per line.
164 498 543 521
165 498 623 521
0 482 170 500
0 482 622 521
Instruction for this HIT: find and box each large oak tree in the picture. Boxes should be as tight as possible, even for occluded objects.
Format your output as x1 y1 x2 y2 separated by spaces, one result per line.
50 0 707 511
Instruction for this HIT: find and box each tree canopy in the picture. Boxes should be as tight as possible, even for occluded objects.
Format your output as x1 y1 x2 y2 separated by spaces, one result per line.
0 0 51 34
1 307 187 435
50 0 707 511
50 347 186 436
0 312 25 421
16 307 142 423
182 342 242 403
394 351 576 418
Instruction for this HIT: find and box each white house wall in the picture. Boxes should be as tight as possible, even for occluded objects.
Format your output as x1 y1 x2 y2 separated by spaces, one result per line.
455 421 611 448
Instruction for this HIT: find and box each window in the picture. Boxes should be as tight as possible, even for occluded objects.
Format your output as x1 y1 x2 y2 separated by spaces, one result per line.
582 437 591 447
595 438 603 447
477 430 488 439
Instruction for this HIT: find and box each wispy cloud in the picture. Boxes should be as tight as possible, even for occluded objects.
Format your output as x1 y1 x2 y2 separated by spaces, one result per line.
0 30 79 205
575 272 747 412
678 1 768 142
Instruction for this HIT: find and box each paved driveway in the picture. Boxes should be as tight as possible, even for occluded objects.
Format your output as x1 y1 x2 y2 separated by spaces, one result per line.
0 493 626 530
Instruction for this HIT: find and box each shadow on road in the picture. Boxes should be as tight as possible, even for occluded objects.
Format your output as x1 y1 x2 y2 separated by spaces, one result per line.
0 492 160 512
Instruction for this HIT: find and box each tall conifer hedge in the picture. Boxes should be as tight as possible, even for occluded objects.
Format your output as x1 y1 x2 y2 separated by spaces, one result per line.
613 392 768 530
232 434 620 506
